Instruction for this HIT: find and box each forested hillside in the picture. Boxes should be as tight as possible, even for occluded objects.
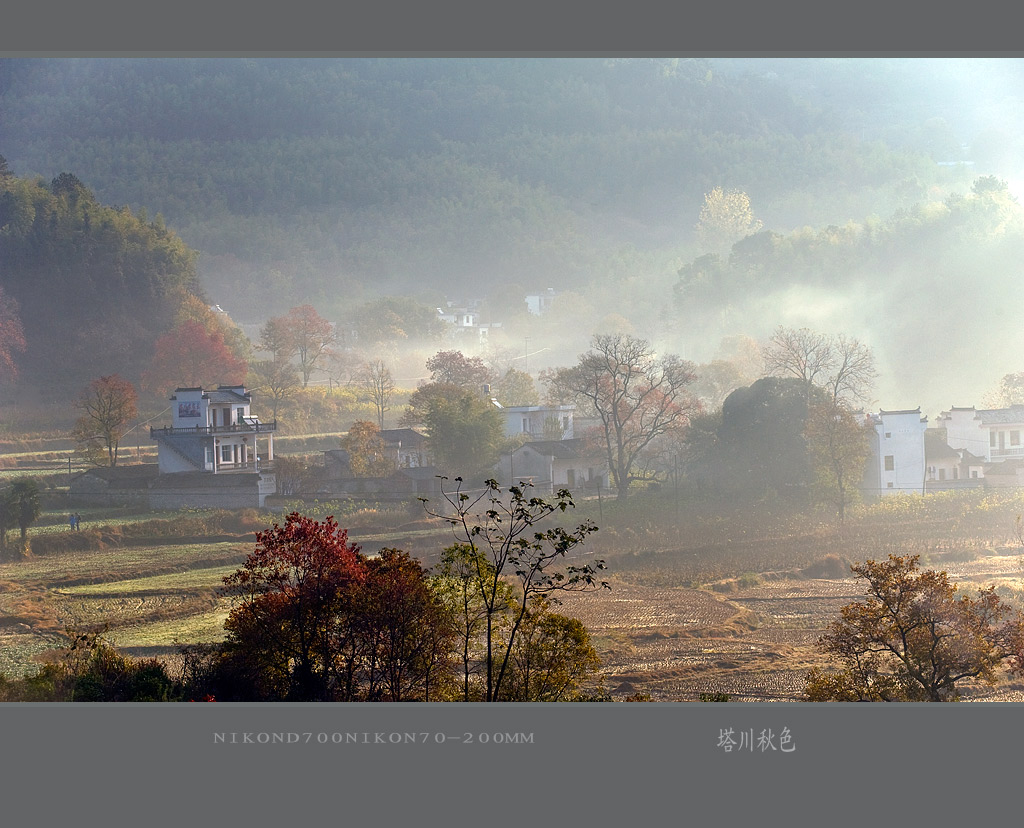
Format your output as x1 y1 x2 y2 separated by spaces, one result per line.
0 167 201 394
0 57 973 322
4 57 1024 412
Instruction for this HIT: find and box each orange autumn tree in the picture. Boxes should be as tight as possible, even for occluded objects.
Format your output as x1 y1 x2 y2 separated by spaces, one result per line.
143 320 247 396
72 374 139 467
260 304 336 387
806 554 1024 702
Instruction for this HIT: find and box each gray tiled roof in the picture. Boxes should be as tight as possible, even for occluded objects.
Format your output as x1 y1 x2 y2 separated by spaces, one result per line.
379 428 429 446
72 464 159 488
149 471 260 488
516 438 584 459
924 432 959 461
976 406 1024 425
206 388 251 404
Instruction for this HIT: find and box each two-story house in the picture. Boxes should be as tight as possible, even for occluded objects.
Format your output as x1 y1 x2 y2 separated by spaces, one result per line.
147 385 277 507
862 408 928 496
72 384 278 509
936 405 1024 463
151 386 276 473
496 403 575 441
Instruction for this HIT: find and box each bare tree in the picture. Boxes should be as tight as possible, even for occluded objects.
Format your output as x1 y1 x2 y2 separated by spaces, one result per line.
358 360 396 429
73 375 138 467
549 334 698 501
762 326 834 389
763 327 876 406
246 359 299 419
826 335 878 407
326 348 366 391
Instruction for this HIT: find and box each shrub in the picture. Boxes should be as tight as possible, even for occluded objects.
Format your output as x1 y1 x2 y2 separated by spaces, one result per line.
0 630 181 701
801 554 852 579
737 572 761 589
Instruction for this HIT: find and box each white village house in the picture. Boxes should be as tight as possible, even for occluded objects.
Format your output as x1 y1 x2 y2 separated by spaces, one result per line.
436 302 502 343
862 408 928 496
493 401 575 441
500 439 607 493
71 385 278 509
859 403 1024 499
935 405 1024 463
151 386 276 474
924 430 985 490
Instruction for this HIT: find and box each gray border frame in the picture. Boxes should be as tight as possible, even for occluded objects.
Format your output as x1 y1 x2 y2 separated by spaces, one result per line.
3 2 1022 823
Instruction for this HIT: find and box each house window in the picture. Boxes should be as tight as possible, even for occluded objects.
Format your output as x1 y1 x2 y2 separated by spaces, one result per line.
566 469 576 487
972 470 978 478
1012 431 1020 446
237 407 245 424
222 445 233 462
885 432 891 438
884 455 895 471
938 468 946 481
953 467 959 480
887 482 894 488
205 447 214 466
991 432 998 447
522 418 529 433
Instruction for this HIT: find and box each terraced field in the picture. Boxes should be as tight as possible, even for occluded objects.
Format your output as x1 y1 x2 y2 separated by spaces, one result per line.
4 491 1024 701
559 553 1024 702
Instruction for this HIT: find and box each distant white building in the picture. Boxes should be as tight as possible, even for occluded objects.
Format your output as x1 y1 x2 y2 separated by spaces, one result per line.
437 302 501 343
863 408 927 496
525 288 558 316
499 439 607 493
936 405 1024 463
494 403 575 441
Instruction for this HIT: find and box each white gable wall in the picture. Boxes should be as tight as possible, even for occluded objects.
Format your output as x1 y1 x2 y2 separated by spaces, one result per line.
865 410 927 496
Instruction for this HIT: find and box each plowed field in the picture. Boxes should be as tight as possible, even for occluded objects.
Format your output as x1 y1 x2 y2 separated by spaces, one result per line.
558 555 1024 702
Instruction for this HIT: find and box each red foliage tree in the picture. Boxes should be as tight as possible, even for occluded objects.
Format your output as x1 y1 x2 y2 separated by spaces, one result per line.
142 320 247 396
217 513 455 701
0 286 27 382
358 549 457 701
221 513 367 701
284 304 337 387
425 349 494 389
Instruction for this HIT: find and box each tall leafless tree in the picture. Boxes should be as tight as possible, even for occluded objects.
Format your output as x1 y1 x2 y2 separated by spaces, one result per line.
246 359 299 419
763 326 876 406
358 359 396 429
548 334 698 501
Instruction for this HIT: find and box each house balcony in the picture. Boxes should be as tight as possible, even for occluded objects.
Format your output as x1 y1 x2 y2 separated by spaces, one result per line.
150 421 277 438
990 446 1024 461
211 460 275 473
